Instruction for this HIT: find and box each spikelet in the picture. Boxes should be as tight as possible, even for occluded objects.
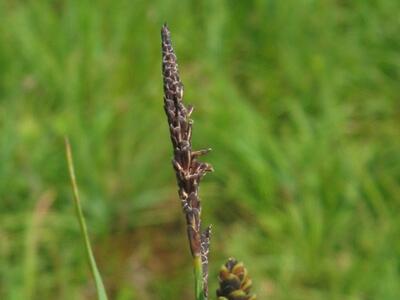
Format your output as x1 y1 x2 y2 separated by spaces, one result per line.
217 258 256 300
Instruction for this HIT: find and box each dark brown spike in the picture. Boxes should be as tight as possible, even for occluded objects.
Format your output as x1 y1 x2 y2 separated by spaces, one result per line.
161 24 213 300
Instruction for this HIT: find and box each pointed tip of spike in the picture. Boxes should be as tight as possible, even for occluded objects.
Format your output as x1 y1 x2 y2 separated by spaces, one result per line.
162 22 169 32
161 23 171 41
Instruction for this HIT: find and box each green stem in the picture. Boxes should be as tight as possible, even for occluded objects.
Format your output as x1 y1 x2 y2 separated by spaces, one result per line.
193 255 205 300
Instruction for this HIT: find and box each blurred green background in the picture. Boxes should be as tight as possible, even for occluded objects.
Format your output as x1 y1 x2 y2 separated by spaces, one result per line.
0 0 399 299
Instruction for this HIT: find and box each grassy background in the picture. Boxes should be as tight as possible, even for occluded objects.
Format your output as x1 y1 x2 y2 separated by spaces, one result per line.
0 0 399 299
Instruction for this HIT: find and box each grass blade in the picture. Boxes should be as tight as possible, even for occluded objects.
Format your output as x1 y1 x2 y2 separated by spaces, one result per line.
65 137 108 300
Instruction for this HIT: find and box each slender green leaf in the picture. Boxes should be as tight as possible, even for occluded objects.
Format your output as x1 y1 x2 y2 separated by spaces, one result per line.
65 138 108 300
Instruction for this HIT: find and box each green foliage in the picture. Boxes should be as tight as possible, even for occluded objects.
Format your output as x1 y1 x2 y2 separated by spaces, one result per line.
0 1 399 299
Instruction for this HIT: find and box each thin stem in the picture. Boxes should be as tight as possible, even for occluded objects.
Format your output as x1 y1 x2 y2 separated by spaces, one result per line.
194 255 205 300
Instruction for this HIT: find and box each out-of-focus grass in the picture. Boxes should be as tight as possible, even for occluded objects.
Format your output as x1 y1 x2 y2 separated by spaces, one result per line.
0 1 399 299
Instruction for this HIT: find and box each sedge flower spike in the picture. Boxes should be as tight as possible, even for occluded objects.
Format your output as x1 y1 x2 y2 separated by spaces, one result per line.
161 23 213 299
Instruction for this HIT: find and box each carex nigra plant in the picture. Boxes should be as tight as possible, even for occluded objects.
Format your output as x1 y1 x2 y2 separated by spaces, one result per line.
161 24 256 300
64 23 255 300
